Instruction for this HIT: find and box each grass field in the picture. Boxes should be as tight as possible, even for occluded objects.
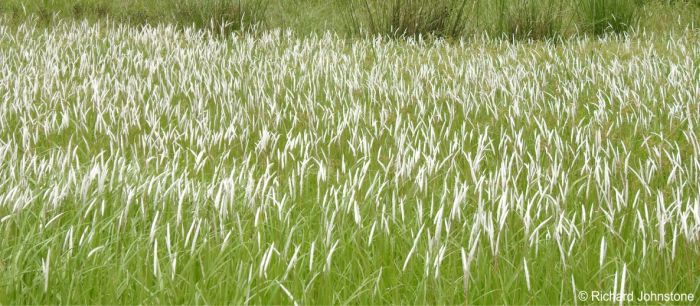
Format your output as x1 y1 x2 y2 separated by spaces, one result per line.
1 1 699 38
1 1 700 305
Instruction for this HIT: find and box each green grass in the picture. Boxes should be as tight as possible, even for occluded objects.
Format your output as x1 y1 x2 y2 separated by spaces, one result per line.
0 0 698 38
0 0 270 35
0 16 699 304
343 0 470 38
579 0 639 35
500 0 566 41
337 0 694 39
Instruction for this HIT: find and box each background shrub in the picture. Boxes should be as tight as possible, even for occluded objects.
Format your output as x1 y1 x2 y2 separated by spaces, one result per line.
578 0 639 35
1 0 697 39
344 0 473 38
500 0 566 41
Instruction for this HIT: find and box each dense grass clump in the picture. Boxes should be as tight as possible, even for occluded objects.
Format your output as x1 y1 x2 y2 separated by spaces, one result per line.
344 0 472 38
579 0 639 35
501 0 566 41
341 0 647 39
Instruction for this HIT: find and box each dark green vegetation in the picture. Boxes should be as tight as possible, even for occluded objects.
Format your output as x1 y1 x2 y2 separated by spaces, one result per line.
0 0 698 39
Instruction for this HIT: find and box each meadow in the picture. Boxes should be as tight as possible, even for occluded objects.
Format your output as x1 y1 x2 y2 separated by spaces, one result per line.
0 1 699 305
1 0 699 38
